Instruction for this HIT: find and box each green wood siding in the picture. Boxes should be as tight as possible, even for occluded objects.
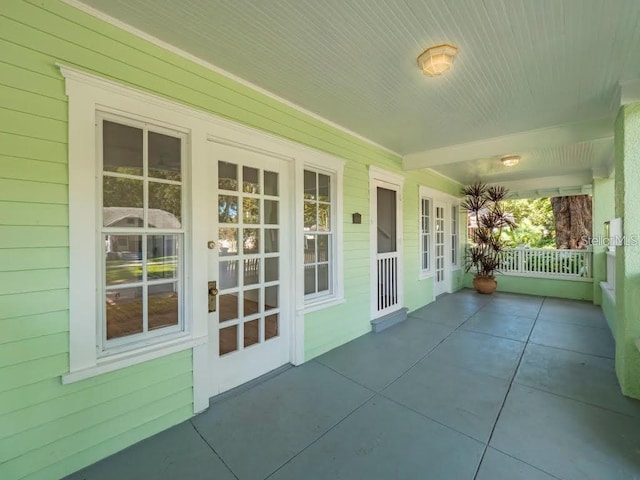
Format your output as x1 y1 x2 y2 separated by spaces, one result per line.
0 1 460 478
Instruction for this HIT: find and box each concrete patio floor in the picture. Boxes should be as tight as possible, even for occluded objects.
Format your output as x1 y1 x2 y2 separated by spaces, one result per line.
66 289 640 480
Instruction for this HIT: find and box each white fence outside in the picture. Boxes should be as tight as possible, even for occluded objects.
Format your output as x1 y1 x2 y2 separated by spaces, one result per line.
499 248 592 281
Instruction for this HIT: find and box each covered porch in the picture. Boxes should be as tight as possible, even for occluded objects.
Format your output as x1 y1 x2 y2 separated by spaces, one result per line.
67 289 639 480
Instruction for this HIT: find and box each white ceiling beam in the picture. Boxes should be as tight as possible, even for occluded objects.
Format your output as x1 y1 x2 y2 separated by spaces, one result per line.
494 172 594 196
402 117 613 170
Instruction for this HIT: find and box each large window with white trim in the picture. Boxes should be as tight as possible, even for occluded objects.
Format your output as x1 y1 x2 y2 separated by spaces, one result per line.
99 114 186 351
451 205 459 266
421 197 432 273
303 169 334 299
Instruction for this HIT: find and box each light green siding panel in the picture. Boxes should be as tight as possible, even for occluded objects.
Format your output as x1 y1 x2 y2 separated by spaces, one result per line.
0 289 68 319
0 351 190 416
0 354 67 394
0 359 192 439
0 202 68 227
0 83 67 120
0 61 66 100
0 247 68 272
463 273 593 301
0 226 68 248
0 179 67 204
0 268 68 295
0 310 68 345
30 406 192 480
0 107 67 143
2 391 192 480
0 156 67 184
0 132 67 164
0 376 191 464
0 333 67 368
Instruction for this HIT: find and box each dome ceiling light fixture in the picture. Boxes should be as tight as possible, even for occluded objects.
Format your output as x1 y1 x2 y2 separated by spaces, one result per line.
417 44 458 77
500 155 521 167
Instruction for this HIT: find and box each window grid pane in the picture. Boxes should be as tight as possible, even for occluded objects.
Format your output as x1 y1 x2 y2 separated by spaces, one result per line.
304 169 334 299
101 118 184 348
421 198 431 272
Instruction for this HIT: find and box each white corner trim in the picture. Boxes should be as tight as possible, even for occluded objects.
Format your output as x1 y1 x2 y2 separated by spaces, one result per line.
63 335 207 384
61 0 401 158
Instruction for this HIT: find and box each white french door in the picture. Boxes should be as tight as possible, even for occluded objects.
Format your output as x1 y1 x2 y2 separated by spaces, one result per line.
207 141 292 396
434 202 448 296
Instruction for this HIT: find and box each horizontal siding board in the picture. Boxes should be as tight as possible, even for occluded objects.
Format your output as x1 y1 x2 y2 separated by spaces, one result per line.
0 247 68 272
0 83 67 120
0 155 67 184
0 353 68 394
0 226 68 248
0 132 67 164
0 201 68 226
0 332 68 369
0 375 192 464
0 310 68 346
0 268 68 295
0 179 67 204
34 406 192 480
0 38 63 81
0 60 66 100
25 0 400 162
0 358 192 439
0 351 191 416
0 289 68 320
1 392 192 480
0 106 67 143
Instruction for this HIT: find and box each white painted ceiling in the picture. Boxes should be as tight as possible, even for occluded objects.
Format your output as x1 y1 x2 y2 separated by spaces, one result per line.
77 0 640 191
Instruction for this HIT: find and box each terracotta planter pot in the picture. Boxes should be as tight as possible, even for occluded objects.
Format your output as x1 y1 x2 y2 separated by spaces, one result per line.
473 276 497 294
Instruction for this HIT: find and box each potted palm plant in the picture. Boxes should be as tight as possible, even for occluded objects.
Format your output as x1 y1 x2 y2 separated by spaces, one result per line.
461 183 516 294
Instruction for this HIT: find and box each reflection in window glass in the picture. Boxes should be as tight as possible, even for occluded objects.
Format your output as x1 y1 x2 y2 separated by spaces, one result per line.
243 228 260 254
219 325 238 355
218 161 238 191
147 235 178 280
106 286 143 339
265 314 278 340
105 235 143 286
243 198 260 224
149 183 181 228
265 285 278 311
100 118 184 348
219 195 238 224
219 228 238 256
148 283 179 331
264 171 278 196
219 293 239 322
264 200 278 225
148 131 181 180
265 229 279 253
244 319 259 347
243 166 260 194
244 289 260 316
219 260 239 289
103 120 143 176
265 257 279 283
303 169 333 299
243 258 260 286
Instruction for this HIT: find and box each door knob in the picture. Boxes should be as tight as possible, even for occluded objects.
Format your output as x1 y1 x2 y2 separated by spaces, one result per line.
208 281 218 312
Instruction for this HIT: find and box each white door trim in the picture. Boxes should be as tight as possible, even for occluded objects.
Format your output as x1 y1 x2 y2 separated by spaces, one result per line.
369 167 405 319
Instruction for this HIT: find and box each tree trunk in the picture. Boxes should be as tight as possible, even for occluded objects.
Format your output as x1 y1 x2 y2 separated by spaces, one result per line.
550 195 592 249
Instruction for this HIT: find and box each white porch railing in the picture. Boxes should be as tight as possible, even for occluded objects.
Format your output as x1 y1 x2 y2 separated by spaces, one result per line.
500 248 592 280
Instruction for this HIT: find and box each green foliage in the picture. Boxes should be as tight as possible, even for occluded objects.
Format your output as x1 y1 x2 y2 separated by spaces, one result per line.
501 198 555 248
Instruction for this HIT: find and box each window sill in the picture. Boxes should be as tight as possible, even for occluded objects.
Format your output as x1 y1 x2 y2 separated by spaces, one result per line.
62 334 207 384
303 296 345 314
418 272 434 280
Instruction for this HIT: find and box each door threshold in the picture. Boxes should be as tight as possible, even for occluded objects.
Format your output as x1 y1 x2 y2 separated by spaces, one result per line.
209 363 292 407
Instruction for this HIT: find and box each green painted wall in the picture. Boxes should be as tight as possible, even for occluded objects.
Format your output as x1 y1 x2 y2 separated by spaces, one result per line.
463 273 594 301
614 102 640 399
592 177 615 305
0 1 461 478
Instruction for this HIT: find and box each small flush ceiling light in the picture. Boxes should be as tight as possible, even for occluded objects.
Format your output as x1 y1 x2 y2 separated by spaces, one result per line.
417 44 458 77
500 155 521 167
